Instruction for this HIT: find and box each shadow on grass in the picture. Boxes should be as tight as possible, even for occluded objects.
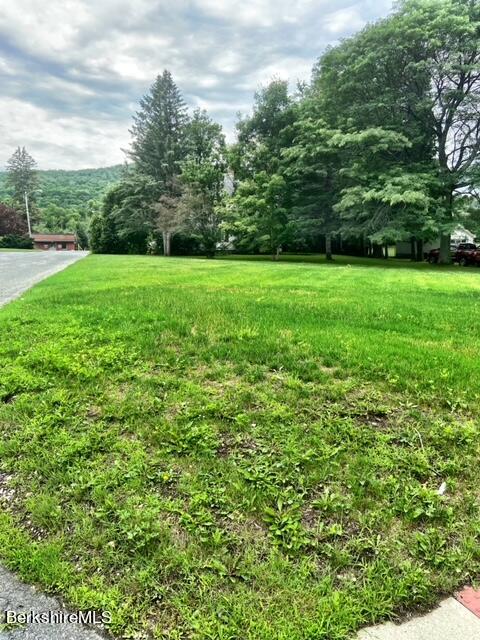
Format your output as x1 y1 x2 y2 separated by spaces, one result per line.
216 253 472 272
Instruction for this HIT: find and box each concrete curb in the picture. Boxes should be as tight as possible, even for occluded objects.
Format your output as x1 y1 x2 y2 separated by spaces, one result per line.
358 595 480 639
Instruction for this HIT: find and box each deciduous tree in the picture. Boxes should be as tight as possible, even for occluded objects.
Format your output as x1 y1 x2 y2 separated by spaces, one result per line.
223 172 290 259
0 202 28 236
151 182 186 257
181 109 227 257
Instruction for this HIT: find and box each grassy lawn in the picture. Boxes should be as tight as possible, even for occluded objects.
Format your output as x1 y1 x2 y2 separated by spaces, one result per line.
219 252 466 270
0 254 479 639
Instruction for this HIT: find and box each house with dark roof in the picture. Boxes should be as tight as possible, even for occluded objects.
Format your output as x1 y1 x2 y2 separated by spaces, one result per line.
32 233 77 251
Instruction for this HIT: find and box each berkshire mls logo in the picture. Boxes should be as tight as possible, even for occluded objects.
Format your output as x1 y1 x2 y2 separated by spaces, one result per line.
3 610 112 626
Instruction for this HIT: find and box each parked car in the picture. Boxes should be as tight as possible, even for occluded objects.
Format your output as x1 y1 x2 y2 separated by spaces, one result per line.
426 243 478 265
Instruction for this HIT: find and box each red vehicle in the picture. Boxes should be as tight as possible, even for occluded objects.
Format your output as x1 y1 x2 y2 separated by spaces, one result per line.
426 242 478 265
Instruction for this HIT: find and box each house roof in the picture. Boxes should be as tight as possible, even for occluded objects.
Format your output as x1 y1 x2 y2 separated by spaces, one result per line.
32 234 76 242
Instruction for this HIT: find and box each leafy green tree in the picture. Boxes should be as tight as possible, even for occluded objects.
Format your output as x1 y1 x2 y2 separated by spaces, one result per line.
312 18 435 256
231 80 296 181
226 81 297 258
105 174 160 254
0 202 28 236
282 97 342 260
330 128 438 255
313 0 479 263
181 109 227 257
396 0 480 262
223 172 289 259
90 172 158 254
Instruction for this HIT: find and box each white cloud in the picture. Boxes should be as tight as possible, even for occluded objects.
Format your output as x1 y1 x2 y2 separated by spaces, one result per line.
325 7 366 34
0 0 394 169
0 98 129 169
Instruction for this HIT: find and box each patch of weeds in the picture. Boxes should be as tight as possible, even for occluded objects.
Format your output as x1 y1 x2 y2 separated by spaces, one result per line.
263 495 311 553
115 496 169 554
162 421 220 456
25 494 63 531
392 484 452 523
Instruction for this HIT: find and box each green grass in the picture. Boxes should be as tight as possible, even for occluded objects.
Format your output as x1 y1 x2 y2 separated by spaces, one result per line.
219 252 464 270
0 254 479 639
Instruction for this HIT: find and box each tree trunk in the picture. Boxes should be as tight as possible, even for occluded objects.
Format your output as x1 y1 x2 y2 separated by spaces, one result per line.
163 231 171 257
410 237 416 261
325 232 333 261
384 243 389 259
439 233 451 264
372 243 383 258
272 246 281 261
439 187 454 264
416 238 424 262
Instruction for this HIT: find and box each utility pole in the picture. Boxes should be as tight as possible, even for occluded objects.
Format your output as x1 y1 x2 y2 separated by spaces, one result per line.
24 190 32 237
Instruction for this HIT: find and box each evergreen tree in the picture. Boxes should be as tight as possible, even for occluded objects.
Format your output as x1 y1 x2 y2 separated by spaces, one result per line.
5 147 38 218
128 70 189 190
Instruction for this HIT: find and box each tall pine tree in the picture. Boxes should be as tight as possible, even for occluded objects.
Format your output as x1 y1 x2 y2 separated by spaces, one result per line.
6 147 38 213
128 70 189 192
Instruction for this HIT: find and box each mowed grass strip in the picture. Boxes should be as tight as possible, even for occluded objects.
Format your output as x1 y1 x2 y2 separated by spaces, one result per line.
0 254 479 639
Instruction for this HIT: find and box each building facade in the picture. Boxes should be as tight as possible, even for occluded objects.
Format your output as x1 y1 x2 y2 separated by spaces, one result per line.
32 234 77 251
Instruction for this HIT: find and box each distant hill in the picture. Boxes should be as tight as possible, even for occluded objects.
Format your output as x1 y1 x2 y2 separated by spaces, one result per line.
0 165 124 233
0 165 123 210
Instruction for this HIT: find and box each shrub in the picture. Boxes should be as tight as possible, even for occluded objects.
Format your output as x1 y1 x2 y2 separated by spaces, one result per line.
0 234 33 249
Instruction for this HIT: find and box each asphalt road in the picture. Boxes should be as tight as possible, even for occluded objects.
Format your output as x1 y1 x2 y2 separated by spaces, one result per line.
0 250 105 639
0 567 106 640
0 251 88 307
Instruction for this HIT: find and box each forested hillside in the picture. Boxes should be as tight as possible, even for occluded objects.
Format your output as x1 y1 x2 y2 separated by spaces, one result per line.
0 165 123 232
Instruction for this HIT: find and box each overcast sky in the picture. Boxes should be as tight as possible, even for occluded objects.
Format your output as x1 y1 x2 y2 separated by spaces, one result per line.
0 0 394 171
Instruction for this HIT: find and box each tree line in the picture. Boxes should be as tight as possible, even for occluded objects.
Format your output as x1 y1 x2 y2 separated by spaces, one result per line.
1 0 479 261
91 0 479 263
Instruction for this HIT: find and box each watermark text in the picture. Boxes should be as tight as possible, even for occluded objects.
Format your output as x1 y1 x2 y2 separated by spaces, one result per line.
3 610 111 625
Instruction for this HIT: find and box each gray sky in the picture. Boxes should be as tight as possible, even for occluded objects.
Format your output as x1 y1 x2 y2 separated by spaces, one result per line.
0 0 394 170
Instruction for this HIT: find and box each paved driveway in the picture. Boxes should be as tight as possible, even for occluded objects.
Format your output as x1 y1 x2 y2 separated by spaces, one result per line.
0 250 104 640
0 566 105 640
0 251 88 307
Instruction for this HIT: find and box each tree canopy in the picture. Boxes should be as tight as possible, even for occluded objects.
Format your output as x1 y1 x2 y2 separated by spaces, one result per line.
5 0 478 262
